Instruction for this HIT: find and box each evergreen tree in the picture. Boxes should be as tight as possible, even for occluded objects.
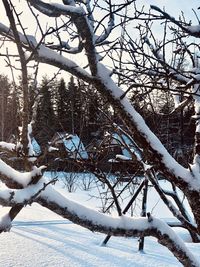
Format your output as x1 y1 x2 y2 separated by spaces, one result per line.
56 78 71 132
33 77 56 148
0 74 19 141
84 86 103 140
55 76 110 143
17 74 37 121
77 82 110 142
5 89 20 140
0 74 10 141
67 76 83 135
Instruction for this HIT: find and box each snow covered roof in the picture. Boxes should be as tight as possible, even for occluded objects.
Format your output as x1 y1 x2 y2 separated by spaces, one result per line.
31 138 41 156
53 132 88 160
111 133 140 159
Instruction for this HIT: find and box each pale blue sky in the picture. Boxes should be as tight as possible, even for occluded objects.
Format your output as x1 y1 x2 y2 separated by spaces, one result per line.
139 0 200 22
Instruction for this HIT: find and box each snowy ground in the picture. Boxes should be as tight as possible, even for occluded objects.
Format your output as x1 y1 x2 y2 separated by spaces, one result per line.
0 172 199 267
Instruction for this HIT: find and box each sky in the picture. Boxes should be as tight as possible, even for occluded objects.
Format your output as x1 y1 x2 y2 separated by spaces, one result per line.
144 0 200 17
0 0 200 82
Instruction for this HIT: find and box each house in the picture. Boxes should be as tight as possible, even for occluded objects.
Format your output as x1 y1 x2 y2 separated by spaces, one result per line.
50 132 88 160
84 130 141 173
111 132 141 160
98 130 141 162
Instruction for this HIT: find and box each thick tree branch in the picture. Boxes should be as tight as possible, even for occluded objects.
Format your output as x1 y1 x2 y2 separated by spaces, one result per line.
27 0 98 75
0 160 46 189
0 178 56 207
36 186 199 267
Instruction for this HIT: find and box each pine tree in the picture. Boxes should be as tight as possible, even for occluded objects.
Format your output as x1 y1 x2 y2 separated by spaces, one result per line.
0 74 19 141
81 85 100 141
33 77 56 148
56 78 71 132
5 89 20 140
0 74 10 141
76 81 110 142
67 76 83 135
56 77 110 143
15 74 39 133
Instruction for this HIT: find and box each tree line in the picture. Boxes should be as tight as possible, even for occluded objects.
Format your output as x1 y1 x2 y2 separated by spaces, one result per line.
0 74 109 147
0 72 195 162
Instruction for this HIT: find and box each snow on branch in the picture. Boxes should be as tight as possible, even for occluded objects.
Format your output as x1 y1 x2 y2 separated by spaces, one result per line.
186 25 200 36
47 41 83 54
0 178 56 233
0 21 93 81
17 0 199 191
27 0 84 17
0 178 56 207
151 5 200 38
0 142 16 152
37 185 199 267
95 63 198 189
0 160 46 188
36 45 93 82
0 22 12 37
17 8 198 191
95 12 115 45
28 0 98 75
0 163 197 265
144 37 190 84
62 0 75 5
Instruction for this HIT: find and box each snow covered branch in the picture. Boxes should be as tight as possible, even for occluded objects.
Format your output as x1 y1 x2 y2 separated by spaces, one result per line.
0 168 198 266
0 142 16 153
37 186 199 267
151 5 200 38
0 214 11 232
143 37 191 85
0 160 46 188
93 64 194 186
27 0 84 18
28 0 98 75
15 0 195 196
36 45 93 82
0 178 56 207
147 170 199 241
0 20 93 82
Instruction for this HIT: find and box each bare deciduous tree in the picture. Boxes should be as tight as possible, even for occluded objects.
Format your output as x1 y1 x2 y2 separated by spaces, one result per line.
0 1 200 266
